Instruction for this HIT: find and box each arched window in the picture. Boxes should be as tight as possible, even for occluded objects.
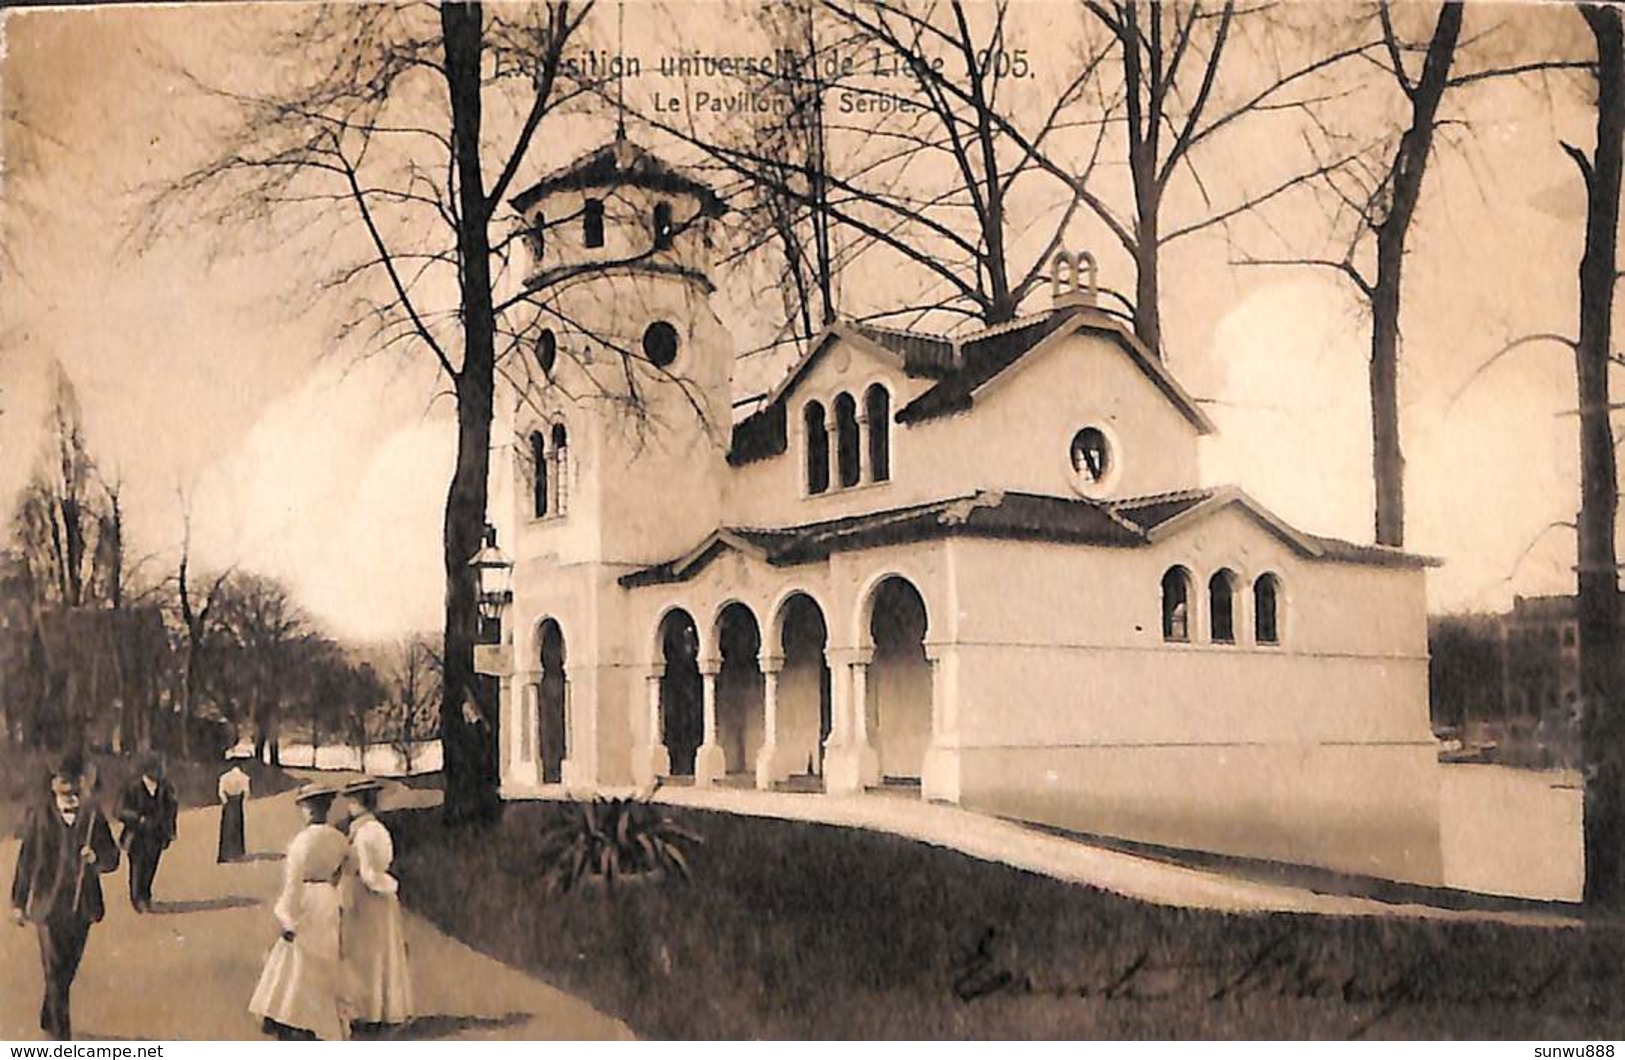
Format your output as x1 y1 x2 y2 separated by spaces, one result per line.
530 431 549 518
1254 573 1281 646
804 401 830 495
653 201 674 249
864 384 891 483
535 329 557 377
835 392 860 488
550 423 569 515
1209 569 1237 644
583 198 605 248
1161 566 1191 643
526 212 546 262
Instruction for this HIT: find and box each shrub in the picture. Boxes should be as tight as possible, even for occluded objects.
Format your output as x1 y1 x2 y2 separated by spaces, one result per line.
535 791 702 893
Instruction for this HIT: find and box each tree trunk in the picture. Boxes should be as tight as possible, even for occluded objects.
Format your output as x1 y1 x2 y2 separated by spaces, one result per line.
1577 1 1625 910
439 0 502 825
1368 1 1462 548
1133 228 1162 359
1369 229 1406 548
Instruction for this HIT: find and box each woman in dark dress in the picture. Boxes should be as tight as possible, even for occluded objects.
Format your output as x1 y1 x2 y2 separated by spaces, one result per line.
217 765 250 862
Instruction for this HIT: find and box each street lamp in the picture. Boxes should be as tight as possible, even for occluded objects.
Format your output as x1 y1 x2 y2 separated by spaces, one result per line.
470 524 514 627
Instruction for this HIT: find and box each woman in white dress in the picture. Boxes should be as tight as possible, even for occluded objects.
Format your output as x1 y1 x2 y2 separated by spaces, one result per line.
248 783 354 1041
339 777 413 1032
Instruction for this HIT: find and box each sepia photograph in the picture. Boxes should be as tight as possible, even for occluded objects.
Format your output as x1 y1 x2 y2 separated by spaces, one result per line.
1 0 1623 1042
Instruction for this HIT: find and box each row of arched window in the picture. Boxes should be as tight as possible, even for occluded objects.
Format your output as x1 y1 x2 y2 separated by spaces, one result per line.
529 199 675 258
1161 566 1281 646
804 385 891 495
530 424 570 519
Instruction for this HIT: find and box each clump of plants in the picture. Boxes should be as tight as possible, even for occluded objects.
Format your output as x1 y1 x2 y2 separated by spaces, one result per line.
535 789 702 893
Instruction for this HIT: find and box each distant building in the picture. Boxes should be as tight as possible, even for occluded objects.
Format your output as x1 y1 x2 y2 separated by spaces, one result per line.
1499 595 1581 721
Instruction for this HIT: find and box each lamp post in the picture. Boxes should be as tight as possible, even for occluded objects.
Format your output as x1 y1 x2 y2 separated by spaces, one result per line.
470 524 514 644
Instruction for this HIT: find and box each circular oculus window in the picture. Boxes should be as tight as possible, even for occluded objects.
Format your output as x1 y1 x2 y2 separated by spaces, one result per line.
1068 426 1114 494
642 320 680 368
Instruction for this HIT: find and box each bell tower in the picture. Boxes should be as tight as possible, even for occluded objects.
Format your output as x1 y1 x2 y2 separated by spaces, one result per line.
507 137 734 567
494 138 734 792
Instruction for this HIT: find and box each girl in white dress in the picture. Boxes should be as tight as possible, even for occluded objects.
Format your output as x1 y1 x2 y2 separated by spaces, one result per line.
248 783 354 1041
340 777 414 1031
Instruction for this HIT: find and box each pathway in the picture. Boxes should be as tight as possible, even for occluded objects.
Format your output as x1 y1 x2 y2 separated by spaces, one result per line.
510 783 1581 928
0 780 633 1042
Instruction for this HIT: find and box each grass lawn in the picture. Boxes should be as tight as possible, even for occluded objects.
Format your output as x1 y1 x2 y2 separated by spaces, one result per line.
0 741 299 838
390 802 1625 1039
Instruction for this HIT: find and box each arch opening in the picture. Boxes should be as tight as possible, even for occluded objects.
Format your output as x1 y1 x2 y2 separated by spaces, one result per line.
537 619 568 784
867 576 931 782
716 602 764 777
658 609 703 776
777 593 831 780
1162 566 1192 643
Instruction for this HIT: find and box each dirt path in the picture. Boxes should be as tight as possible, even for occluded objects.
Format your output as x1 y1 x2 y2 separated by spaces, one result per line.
0 781 633 1041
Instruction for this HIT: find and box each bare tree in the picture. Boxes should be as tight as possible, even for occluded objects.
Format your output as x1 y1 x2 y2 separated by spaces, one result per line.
1567 0 1625 909
964 0 1374 360
653 0 1105 330
151 1 725 820
148 2 608 821
386 633 440 774
171 491 233 761
212 571 309 766
1241 1 1461 547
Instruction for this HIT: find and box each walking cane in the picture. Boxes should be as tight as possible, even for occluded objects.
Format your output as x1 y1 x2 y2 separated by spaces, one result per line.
72 765 100 914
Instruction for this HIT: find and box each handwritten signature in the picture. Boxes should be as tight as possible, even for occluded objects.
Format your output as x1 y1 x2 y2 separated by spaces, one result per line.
950 926 1566 1034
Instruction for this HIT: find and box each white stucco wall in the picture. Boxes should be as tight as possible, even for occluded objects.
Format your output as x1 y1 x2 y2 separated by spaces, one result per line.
944 520 1442 884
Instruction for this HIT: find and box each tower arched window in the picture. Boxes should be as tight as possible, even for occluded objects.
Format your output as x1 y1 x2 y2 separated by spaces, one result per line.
653 201 674 250
530 431 549 518
1254 573 1281 646
551 423 569 515
1209 569 1238 644
804 401 830 495
1161 566 1192 643
583 198 605 248
835 392 860 488
864 384 891 483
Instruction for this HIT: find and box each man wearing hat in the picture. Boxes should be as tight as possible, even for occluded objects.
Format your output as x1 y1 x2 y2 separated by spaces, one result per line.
114 754 178 912
340 777 414 1032
9 753 122 1040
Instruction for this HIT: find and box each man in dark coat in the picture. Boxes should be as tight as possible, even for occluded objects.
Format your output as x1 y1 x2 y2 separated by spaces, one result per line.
113 755 177 912
9 754 122 1040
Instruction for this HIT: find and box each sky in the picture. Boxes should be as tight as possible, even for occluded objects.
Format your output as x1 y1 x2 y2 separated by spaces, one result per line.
0 0 1608 642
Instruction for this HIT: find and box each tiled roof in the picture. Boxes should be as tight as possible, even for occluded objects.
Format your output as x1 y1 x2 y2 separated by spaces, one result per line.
619 491 1146 586
1106 488 1217 531
727 306 1214 466
893 312 1079 422
848 324 958 378
511 138 727 218
618 488 1435 587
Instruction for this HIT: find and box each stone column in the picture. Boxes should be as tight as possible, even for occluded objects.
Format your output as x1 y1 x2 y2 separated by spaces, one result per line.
921 643 962 803
498 672 516 792
856 407 870 484
560 678 587 789
825 408 840 491
850 656 880 787
754 653 785 790
633 668 671 788
522 678 544 788
824 648 877 795
694 658 727 787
